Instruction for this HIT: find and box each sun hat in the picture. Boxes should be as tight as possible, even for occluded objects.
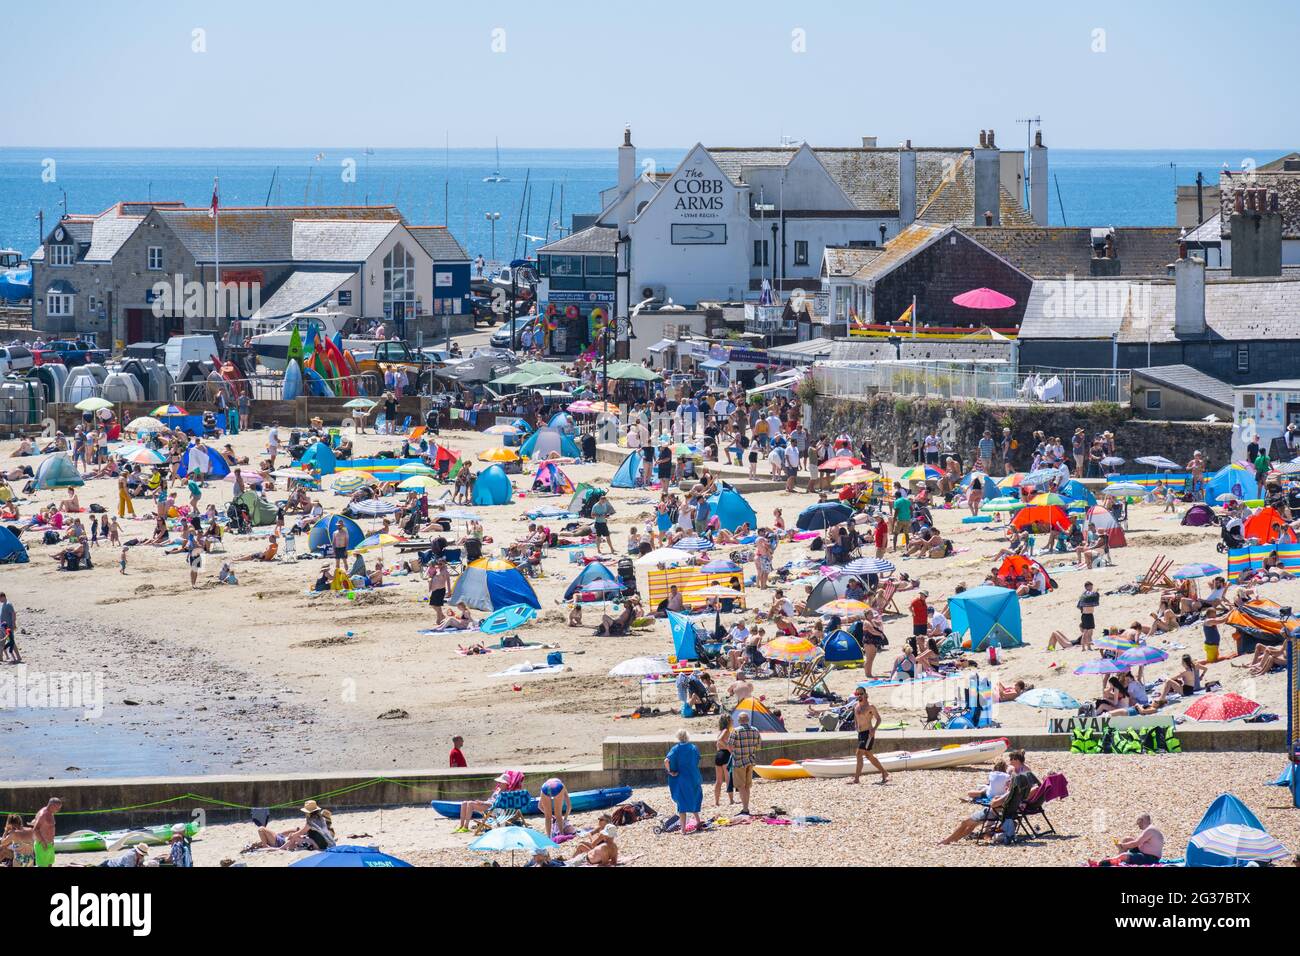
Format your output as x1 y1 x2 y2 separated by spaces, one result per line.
133 843 149 855
171 823 187 834
300 800 323 814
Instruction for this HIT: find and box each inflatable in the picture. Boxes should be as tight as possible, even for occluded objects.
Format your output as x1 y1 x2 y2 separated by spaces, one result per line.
430 786 632 820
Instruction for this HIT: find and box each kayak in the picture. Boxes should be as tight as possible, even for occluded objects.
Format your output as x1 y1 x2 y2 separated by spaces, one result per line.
54 820 202 854
801 738 1009 779
430 786 633 819
755 763 813 781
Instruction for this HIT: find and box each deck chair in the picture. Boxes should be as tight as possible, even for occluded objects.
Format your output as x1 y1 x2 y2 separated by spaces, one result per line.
400 415 412 431
876 579 903 617
373 413 388 435
471 807 525 835
790 656 832 698
1015 772 1069 838
1137 556 1175 593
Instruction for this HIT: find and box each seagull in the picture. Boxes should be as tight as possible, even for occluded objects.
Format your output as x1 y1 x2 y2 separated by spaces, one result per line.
522 233 547 243
1203 414 1220 422
629 296 656 318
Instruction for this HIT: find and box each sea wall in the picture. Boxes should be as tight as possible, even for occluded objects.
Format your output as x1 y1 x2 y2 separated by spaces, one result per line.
811 394 1232 470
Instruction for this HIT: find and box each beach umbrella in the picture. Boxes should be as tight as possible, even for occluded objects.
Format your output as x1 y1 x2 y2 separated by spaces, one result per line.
980 499 1024 513
395 463 436 476
1215 493 1242 505
118 446 167 466
581 401 620 414
898 465 942 482
468 826 560 866
479 447 520 463
796 501 854 530
832 467 880 486
1103 482 1145 497
1029 493 1067 507
354 533 403 553
1188 824 1289 863
484 424 521 435
272 468 314 481
1085 506 1120 530
761 636 822 663
125 416 166 433
604 362 658 382
1172 562 1222 580
75 396 114 412
700 558 741 574
1016 688 1081 710
819 455 864 471
1101 456 1126 467
343 398 377 410
1073 659 1127 675
1184 692 1261 722
479 603 538 634
351 499 397 517
952 287 1017 310
674 536 713 551
1135 455 1180 470
1001 472 1027 488
819 599 870 617
438 508 481 522
634 547 694 567
1117 645 1168 667
1093 635 1138 652
151 404 187 417
1021 469 1060 487
673 443 703 458
398 475 440 491
331 472 373 494
609 656 671 677
567 401 595 414
697 585 743 598
290 845 412 868
843 557 895 576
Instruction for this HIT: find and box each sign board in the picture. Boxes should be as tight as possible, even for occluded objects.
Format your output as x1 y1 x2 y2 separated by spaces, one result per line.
547 291 614 303
435 271 453 287
1046 714 1176 735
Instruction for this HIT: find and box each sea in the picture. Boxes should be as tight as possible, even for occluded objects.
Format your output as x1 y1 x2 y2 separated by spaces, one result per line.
0 147 1287 262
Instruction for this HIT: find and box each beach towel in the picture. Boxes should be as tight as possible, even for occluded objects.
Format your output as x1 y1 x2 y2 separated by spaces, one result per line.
490 661 567 678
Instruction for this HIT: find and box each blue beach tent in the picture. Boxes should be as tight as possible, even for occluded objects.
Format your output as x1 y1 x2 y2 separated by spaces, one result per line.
449 558 541 611
1204 465 1259 505
947 585 1024 650
176 444 231 480
0 526 29 564
34 453 84 489
960 472 1002 499
611 449 644 488
667 610 702 660
1186 794 1273 867
308 513 364 552
823 629 864 664
1057 479 1096 507
290 845 412 868
471 464 514 506
564 561 619 600
299 441 337 475
519 427 580 460
708 483 758 532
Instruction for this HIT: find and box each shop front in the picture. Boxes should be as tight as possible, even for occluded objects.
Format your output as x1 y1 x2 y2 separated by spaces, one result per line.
542 290 614 357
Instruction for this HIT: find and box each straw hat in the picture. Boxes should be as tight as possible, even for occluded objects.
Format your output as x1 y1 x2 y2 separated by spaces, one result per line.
300 800 323 814
133 843 149 855
171 823 187 835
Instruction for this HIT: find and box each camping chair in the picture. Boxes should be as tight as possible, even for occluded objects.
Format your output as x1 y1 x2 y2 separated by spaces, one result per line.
1137 556 1175 593
471 807 526 835
790 657 832 699
373 413 387 435
1015 773 1069 838
400 416 412 432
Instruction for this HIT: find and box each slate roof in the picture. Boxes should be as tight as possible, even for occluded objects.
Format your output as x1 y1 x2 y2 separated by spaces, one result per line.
156 205 403 263
84 214 145 261
407 225 469 261
1019 275 1300 342
1184 213 1222 244
248 270 354 322
1131 364 1233 410
290 220 400 262
958 227 1181 277
822 246 884 278
538 224 618 255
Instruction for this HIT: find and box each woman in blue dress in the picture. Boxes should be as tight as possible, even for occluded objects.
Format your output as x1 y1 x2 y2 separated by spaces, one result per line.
664 729 704 834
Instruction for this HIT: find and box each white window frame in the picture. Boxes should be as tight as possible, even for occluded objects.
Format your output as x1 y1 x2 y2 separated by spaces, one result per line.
147 246 163 270
87 294 97 313
1237 344 1250 373
1145 388 1162 410
49 244 74 267
47 294 74 317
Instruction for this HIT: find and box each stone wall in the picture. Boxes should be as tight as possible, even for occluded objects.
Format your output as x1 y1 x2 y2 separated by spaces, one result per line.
811 393 1232 471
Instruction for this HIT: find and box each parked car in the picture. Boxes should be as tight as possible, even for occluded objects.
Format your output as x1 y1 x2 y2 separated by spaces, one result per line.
0 345 34 375
33 339 109 368
490 317 539 350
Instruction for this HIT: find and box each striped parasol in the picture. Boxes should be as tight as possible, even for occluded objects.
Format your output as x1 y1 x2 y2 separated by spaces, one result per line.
331 472 373 494
761 636 823 663
1188 824 1289 862
1116 645 1168 667
898 465 943 482
819 599 871 617
1093 635 1138 652
843 557 895 576
1073 659 1127 675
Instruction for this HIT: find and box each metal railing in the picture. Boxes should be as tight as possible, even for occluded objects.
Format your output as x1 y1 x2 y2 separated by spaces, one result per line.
811 362 1131 405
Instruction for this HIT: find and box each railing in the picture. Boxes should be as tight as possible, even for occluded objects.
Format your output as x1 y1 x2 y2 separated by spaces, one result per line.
811 362 1131 405
744 304 795 335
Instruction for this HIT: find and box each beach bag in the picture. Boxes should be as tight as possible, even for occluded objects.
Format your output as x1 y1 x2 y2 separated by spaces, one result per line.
43 529 60 545
653 814 681 835
89 503 106 514
546 651 563 666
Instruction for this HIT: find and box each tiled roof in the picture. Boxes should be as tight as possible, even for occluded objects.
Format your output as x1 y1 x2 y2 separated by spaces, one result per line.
958 227 1180 277
850 222 950 282
1132 364 1233 410
156 205 403 263
538 224 617 255
822 246 884 277
1020 275 1300 341
249 270 353 322
407 225 469 261
85 215 144 261
1218 170 1300 238
1184 213 1222 244
291 220 400 262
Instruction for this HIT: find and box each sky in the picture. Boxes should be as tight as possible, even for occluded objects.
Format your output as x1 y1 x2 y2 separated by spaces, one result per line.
8 0 1298 150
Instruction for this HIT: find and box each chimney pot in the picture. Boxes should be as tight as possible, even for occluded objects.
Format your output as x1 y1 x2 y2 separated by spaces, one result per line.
623 125 632 147
862 136 878 148
988 130 996 148
978 130 987 148
1034 130 1043 148
1178 239 1188 259
905 138 911 149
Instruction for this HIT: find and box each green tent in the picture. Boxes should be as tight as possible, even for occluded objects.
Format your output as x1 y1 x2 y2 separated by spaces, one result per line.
568 482 602 513
235 490 279 526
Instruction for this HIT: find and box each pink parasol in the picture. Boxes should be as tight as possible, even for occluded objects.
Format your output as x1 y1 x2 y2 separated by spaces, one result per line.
952 287 1017 310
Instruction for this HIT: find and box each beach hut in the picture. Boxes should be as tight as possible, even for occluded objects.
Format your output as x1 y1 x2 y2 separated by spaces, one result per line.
233 490 279 527
610 449 644 489
519 427 580 460
532 461 575 495
1204 464 1259 505
177 445 231 480
564 561 619 600
471 464 514 506
449 557 541 611
33 453 84 490
707 484 758 532
299 441 337 476
823 629 864 664
308 514 364 552
1186 794 1279 867
0 525 29 564
731 697 785 733
948 585 1024 650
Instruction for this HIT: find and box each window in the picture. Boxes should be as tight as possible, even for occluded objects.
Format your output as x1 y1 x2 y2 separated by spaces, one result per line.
382 242 417 320
1243 393 1256 409
848 239 878 249
1145 389 1162 410
49 244 73 266
753 240 768 267
87 294 97 313
1237 344 1250 373
47 294 74 317
548 255 582 277
337 290 352 307
147 246 163 270
794 240 809 266
584 256 615 276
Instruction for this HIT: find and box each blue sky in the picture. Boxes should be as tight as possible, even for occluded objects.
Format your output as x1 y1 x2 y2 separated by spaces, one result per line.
10 0 1297 149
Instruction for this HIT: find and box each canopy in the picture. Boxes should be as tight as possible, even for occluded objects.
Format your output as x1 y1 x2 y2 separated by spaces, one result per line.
1204 464 1258 504
519 427 580 460
299 441 337 476
610 449 644 489
177 445 231 480
471 464 514 506
34 453 84 489
947 585 1023 650
449 557 541 611
1243 507 1294 545
1186 794 1272 867
308 513 364 551
0 525 29 564
532 461 575 495
730 697 785 733
707 484 757 532
605 361 659 381
565 561 619 600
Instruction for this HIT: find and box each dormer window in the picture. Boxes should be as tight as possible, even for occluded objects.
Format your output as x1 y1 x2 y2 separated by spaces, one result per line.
49 244 74 266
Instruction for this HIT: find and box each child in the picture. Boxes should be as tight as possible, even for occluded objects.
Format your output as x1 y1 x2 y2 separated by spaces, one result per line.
108 517 121 546
90 517 99 547
119 547 128 575
99 513 109 544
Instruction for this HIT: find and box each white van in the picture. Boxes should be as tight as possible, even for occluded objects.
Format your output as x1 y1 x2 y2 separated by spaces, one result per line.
163 335 219 378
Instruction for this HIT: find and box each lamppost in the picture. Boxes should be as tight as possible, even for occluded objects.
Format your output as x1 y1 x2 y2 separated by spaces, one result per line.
484 211 500 264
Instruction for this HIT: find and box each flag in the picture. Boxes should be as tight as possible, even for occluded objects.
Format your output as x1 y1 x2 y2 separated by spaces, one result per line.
209 178 219 219
896 303 914 325
848 308 869 337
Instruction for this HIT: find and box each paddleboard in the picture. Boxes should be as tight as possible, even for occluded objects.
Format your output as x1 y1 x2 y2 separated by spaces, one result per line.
801 738 1009 779
54 820 201 854
430 785 632 819
304 366 333 397
283 360 304 401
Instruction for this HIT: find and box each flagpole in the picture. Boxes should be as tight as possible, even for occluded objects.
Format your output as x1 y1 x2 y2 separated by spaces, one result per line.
213 177 221 326
911 294 917 338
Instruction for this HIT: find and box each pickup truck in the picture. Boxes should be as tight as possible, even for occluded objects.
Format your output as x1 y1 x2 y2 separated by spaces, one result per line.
32 339 110 368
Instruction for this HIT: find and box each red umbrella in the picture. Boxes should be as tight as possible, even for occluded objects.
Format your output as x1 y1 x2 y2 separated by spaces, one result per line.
952 287 1017 310
1184 692 1261 722
818 455 863 471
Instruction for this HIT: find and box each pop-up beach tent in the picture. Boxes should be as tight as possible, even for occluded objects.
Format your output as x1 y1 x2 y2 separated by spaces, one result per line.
611 449 644 488
1057 479 1097 508
0 525 29 564
34 453 84 489
823 628 864 664
1204 464 1259 504
1186 794 1276 867
1181 503 1217 527
948 585 1024 650
806 575 867 613
667 610 702 661
564 561 619 600
299 441 337 476
708 483 758 532
532 461 575 495
450 557 541 611
568 482 601 513
731 697 785 732
308 513 364 551
471 464 514 506
519 427 580 460
1243 506 1295 545
234 490 278 527
176 444 231 480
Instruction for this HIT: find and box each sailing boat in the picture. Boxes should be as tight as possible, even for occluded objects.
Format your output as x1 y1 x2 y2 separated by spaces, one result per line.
483 138 510 183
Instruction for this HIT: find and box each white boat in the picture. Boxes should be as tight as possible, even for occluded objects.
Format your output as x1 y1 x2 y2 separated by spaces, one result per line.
247 310 375 371
483 138 510 183
801 738 1009 779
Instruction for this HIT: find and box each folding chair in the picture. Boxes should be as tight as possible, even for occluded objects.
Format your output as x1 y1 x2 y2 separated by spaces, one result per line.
1015 773 1069 838
790 657 832 698
876 580 903 617
1137 556 1175 593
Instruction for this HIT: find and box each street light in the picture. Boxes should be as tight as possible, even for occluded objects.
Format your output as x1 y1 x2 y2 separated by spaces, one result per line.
484 212 501 263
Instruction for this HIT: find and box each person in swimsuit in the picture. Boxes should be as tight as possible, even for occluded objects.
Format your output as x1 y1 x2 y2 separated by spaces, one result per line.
713 714 734 807
537 778 572 839
848 688 889 785
1154 654 1207 704
426 558 450 623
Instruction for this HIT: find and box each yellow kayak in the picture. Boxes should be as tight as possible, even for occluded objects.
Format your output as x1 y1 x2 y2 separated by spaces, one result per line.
754 763 812 781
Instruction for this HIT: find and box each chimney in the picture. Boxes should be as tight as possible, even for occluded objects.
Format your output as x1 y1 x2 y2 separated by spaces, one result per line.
974 130 1000 226
898 141 917 228
1174 253 1207 336
1029 129 1049 226
862 136 877 148
616 125 636 236
1230 184 1283 277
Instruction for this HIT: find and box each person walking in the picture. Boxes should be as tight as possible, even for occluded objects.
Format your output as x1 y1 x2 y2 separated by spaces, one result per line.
728 712 762 816
847 688 889 785
0 592 18 664
664 729 704 835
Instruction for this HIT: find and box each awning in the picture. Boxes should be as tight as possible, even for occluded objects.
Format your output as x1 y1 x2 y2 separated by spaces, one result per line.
646 339 675 354
46 279 78 295
700 358 726 370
